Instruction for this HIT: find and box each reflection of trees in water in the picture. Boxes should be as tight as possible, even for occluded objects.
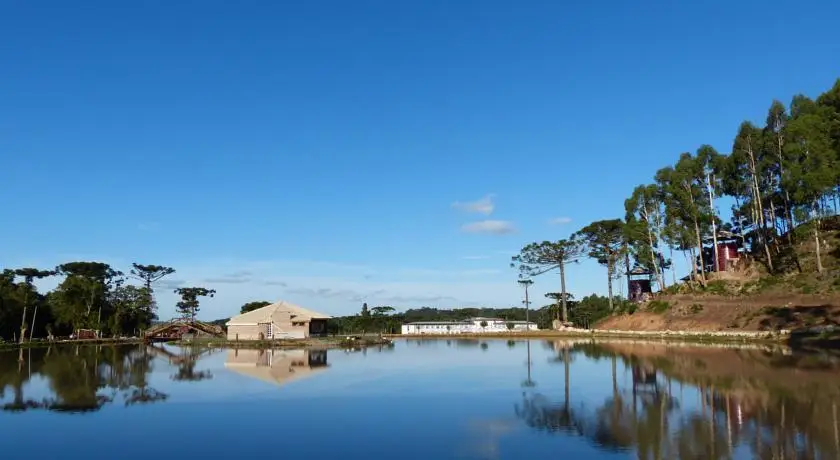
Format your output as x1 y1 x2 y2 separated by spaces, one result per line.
0 344 169 413
515 342 840 458
147 344 215 382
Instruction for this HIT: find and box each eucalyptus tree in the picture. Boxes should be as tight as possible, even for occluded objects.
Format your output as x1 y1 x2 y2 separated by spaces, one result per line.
675 152 713 278
732 121 775 272
655 152 714 282
12 268 54 343
765 100 796 239
696 145 724 272
625 184 666 290
783 95 839 273
575 220 626 311
173 287 215 322
511 239 585 323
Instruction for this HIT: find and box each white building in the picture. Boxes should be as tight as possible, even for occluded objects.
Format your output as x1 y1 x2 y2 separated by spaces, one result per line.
400 317 538 335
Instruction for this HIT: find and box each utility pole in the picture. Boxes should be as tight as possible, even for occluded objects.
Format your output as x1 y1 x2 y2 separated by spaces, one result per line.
518 279 533 329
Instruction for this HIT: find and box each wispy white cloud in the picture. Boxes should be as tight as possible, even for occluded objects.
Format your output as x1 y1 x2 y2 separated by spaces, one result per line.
461 220 516 235
452 194 495 215
462 255 490 260
204 270 254 284
548 217 573 225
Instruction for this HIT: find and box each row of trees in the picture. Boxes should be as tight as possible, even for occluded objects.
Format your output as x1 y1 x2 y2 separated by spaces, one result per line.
223 297 620 333
0 262 216 343
513 79 840 322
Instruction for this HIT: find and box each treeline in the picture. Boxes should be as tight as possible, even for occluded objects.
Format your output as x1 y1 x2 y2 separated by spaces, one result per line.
0 262 216 343
513 79 840 323
318 296 623 333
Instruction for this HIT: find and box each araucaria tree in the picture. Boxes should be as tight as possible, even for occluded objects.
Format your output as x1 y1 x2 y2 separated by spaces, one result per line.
511 239 585 324
575 220 626 312
130 263 175 324
174 287 216 322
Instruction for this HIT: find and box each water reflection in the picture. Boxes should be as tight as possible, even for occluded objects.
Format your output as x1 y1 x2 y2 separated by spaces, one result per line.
224 348 329 387
515 340 840 459
0 345 170 413
147 344 216 381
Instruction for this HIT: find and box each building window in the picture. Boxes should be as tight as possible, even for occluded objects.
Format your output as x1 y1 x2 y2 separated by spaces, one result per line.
266 323 273 339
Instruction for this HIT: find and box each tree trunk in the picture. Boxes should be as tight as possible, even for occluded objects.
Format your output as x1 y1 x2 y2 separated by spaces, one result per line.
707 172 720 272
693 218 706 283
623 247 631 300
769 197 780 253
775 127 795 244
669 245 676 286
747 138 774 272
29 305 38 341
19 290 29 344
814 215 824 273
559 263 568 323
644 205 664 290
563 348 570 409
607 261 615 311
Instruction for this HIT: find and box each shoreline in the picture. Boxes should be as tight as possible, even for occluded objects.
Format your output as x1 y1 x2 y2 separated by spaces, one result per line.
384 328 793 345
2 336 393 351
0 338 144 350
5 328 834 350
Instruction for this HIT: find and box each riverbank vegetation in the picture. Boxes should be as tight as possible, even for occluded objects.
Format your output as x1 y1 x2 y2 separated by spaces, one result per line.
512 78 840 329
0 262 215 344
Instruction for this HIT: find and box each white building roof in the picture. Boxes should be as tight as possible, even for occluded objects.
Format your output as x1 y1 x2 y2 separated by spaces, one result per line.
226 300 331 326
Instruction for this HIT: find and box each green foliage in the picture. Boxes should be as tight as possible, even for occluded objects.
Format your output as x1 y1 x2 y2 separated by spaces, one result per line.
240 301 271 314
703 280 730 295
567 294 618 328
173 287 216 322
511 239 583 322
647 300 671 314
130 264 175 289
575 219 626 311
108 285 155 334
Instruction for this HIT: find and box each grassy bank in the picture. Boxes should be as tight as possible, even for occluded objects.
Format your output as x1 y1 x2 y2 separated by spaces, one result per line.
0 337 144 350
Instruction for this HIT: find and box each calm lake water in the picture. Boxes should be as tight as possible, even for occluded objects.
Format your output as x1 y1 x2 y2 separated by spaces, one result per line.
2 339 839 459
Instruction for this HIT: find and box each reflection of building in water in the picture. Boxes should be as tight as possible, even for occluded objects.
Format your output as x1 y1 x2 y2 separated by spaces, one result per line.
224 349 329 387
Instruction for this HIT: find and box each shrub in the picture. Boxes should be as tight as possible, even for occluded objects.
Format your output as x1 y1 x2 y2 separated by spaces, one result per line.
648 300 671 314
690 304 704 314
704 280 728 295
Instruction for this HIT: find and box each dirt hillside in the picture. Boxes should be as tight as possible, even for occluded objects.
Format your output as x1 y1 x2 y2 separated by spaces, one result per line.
597 292 840 332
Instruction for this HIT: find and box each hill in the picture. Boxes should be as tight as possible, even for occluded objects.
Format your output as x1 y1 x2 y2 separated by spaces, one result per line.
598 224 840 335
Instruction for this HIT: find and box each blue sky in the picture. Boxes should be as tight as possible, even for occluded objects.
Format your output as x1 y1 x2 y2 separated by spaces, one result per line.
2 1 840 319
